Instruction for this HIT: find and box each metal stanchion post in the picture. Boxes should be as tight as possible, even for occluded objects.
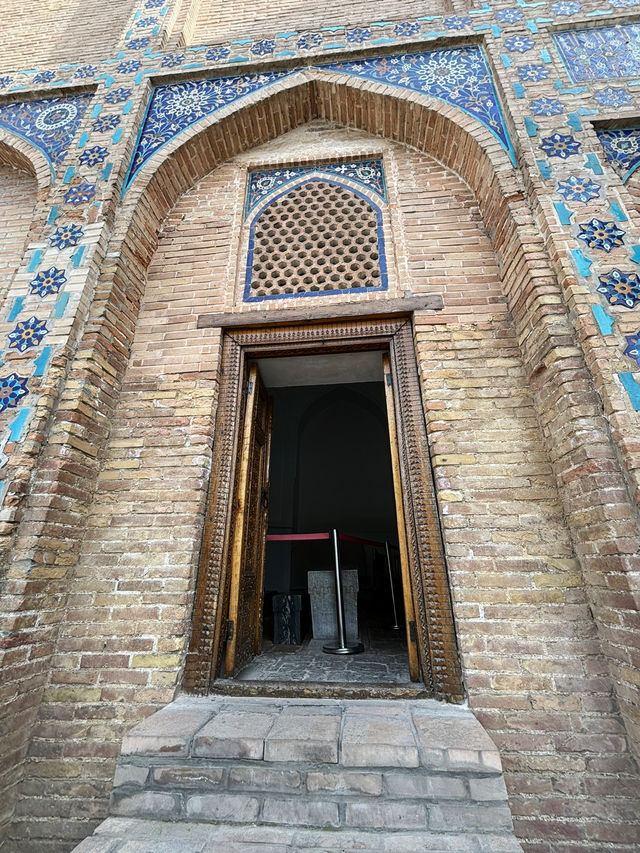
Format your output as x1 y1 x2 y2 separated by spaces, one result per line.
385 540 401 631
323 528 364 655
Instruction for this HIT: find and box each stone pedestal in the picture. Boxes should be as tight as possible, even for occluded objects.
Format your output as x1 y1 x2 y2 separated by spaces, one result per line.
308 569 358 642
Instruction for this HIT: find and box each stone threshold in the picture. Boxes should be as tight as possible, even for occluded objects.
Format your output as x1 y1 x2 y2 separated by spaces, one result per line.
73 696 524 852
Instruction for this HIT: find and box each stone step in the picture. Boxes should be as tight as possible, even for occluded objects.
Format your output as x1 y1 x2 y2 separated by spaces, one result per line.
74 816 524 853
75 696 523 851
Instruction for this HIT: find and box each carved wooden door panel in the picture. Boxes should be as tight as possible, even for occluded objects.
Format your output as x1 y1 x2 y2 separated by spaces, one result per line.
224 363 273 676
382 353 420 682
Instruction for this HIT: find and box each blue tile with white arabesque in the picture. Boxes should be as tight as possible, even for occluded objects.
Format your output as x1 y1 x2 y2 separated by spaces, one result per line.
554 23 640 83
0 93 92 176
124 45 515 192
596 128 640 182
245 159 386 217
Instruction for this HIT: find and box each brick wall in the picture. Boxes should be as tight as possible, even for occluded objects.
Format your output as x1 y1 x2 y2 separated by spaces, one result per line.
183 0 450 47
0 157 37 307
1 2 640 850
0 0 137 72
7 126 637 851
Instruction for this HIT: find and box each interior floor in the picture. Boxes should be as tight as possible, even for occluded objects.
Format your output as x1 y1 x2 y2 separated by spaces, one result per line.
235 623 411 685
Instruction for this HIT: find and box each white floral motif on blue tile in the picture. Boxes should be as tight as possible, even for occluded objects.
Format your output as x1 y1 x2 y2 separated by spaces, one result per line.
319 48 515 164
126 47 515 191
554 24 640 83
245 160 386 217
596 128 640 181
125 70 292 189
0 94 92 169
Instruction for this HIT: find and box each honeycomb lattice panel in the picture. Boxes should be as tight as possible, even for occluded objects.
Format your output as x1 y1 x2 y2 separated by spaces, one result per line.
246 180 383 299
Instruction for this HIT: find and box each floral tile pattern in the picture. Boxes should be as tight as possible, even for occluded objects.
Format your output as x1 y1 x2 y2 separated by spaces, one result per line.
8 317 49 353
597 269 640 308
29 266 67 297
125 46 515 191
319 48 515 164
79 145 109 167
593 87 632 108
539 133 581 159
557 175 601 203
64 182 96 206
624 332 640 367
596 128 640 181
0 93 92 168
577 218 625 252
0 373 29 413
554 24 640 83
125 69 292 189
246 159 386 216
49 223 84 249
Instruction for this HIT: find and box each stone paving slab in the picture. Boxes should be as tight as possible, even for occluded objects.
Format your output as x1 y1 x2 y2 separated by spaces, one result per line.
75 817 525 852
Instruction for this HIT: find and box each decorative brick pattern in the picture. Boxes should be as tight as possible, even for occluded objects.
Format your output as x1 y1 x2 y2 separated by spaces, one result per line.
244 178 386 301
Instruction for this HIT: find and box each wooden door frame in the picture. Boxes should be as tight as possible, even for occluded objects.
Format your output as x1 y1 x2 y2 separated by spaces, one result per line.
184 314 463 702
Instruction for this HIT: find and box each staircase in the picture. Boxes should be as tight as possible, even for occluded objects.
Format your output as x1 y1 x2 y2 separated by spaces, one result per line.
74 696 523 853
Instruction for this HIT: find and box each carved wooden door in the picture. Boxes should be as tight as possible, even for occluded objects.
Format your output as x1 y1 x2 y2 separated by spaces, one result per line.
224 363 273 676
382 353 420 682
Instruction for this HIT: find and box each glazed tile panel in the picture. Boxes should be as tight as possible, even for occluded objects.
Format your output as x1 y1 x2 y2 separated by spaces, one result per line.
125 45 515 190
0 94 92 169
245 159 387 216
554 23 640 82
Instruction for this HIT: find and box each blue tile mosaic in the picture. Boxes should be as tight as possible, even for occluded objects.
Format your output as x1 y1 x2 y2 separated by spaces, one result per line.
251 39 275 55
49 223 84 249
92 115 120 133
517 64 549 82
104 88 131 105
593 87 632 108
33 70 55 84
504 35 535 53
78 145 109 167
318 48 515 164
557 175 600 203
127 37 151 50
63 182 96 206
394 22 420 38
125 69 292 189
444 16 472 30
558 175 600 204
624 331 640 367
597 269 640 307
8 317 49 353
29 266 67 297
596 128 640 181
161 53 184 68
554 24 640 83
125 46 515 191
118 60 142 74
496 8 524 22
539 133 581 159
205 46 231 61
0 77 14 89
530 97 564 116
577 218 625 252
0 374 29 413
0 94 92 170
245 159 386 217
551 1 582 15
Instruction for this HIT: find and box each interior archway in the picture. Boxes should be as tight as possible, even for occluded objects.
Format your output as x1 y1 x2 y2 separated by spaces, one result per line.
0 140 40 306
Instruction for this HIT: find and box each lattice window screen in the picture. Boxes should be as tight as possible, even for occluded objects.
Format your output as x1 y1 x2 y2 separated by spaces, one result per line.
244 179 385 301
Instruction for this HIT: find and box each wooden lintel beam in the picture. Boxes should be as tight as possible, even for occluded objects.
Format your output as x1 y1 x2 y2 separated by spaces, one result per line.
197 295 443 330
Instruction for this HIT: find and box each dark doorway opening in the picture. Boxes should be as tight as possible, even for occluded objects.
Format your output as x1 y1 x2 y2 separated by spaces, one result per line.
231 352 412 686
